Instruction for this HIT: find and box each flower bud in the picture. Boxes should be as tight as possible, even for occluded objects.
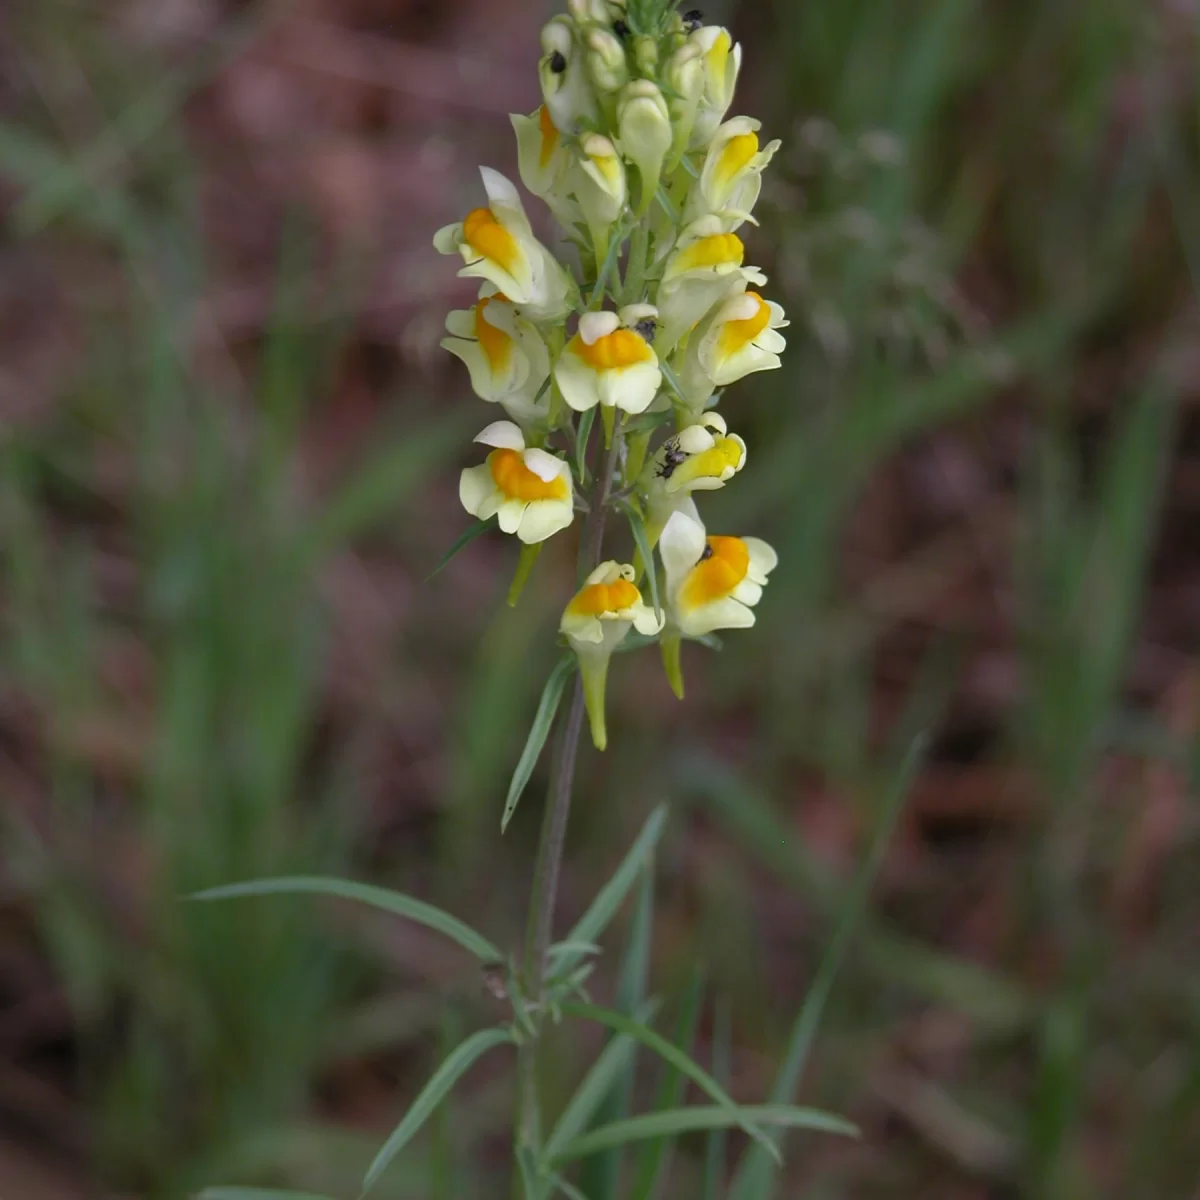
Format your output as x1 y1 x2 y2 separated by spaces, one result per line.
631 34 658 77
568 0 613 22
539 16 599 134
574 132 627 261
689 25 742 148
663 41 704 164
585 26 628 94
617 80 672 213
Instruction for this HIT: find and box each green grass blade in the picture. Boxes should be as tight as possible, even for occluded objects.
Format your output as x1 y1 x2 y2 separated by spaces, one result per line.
702 996 733 1200
580 865 657 1200
191 876 500 962
426 518 495 580
303 415 470 558
623 506 661 620
630 969 706 1200
552 1106 858 1163
503 656 577 833
361 1027 514 1194
561 1002 779 1164
544 997 661 1162
729 734 927 1200
565 805 668 954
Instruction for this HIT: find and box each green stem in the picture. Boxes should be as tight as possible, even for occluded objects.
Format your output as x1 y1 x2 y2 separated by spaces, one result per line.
515 431 622 1166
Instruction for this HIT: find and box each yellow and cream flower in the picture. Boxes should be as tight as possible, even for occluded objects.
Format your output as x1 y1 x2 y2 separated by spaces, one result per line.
511 106 579 231
459 420 574 544
660 510 777 637
433 168 573 322
689 26 742 149
696 289 788 386
441 294 550 425
647 413 746 499
684 116 781 229
655 216 766 354
554 306 662 415
539 16 599 135
572 133 626 261
561 560 664 750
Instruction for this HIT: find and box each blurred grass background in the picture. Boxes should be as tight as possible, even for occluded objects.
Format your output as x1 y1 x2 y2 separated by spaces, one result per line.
1 0 1198 1197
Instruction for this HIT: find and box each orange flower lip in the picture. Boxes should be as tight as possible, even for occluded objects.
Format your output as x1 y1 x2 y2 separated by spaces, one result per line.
463 207 521 275
681 536 750 608
489 448 568 503
573 328 653 371
473 296 513 372
718 292 770 357
568 578 642 617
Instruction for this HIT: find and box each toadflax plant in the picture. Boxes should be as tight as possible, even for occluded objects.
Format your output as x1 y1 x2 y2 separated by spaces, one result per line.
198 4 869 1199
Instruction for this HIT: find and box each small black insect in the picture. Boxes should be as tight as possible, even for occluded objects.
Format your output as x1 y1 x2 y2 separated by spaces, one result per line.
683 8 704 32
613 18 629 40
549 49 567 73
656 437 687 480
700 542 715 560
633 317 657 344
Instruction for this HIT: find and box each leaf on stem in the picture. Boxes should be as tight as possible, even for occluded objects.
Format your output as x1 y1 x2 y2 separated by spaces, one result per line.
623 504 661 620
503 656 577 832
561 1002 779 1163
362 1027 515 1194
563 805 668 960
426 518 495 580
551 1105 859 1163
190 876 501 962
199 1191 339 1200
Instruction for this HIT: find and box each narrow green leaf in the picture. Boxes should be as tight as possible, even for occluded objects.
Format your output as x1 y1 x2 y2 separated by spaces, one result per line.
575 406 597 482
426 518 494 580
729 735 926 1200
200 1191 338 1200
551 1175 592 1200
565 806 668 953
362 1027 514 1193
191 876 500 962
552 1106 858 1163
702 996 733 1200
516 1146 545 1200
561 1002 779 1163
544 997 661 1162
547 940 603 962
630 969 706 1200
624 507 661 620
503 656 576 832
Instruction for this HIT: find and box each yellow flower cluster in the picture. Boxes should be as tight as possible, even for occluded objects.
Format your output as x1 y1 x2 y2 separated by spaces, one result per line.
433 0 784 748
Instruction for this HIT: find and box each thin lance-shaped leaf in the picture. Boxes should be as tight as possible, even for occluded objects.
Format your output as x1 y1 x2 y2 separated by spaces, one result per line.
561 1003 779 1163
552 1106 859 1163
575 406 597 483
730 734 927 1200
630 969 706 1200
362 1027 514 1194
191 876 500 962
199 1191 338 1200
544 997 661 1162
516 1146 546 1200
551 1174 592 1200
426 518 494 581
565 805 668 955
623 505 661 620
503 655 576 832
589 220 628 307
